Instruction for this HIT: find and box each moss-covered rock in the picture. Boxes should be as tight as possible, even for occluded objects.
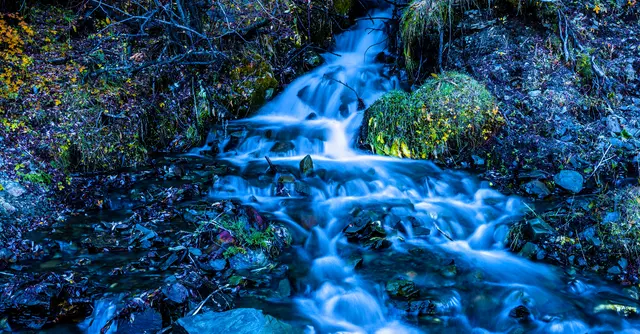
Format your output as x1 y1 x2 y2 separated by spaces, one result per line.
228 55 279 117
362 72 501 161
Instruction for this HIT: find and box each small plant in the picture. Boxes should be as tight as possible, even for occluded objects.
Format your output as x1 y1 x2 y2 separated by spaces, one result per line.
18 171 53 185
576 51 594 82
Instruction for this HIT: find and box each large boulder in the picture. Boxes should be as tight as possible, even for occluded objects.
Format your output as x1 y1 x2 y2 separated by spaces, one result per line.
174 308 296 334
362 72 501 162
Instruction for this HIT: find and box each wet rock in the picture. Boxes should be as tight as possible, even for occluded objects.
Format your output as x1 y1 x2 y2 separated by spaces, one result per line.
305 112 318 120
554 170 583 193
522 180 551 198
303 51 323 68
607 116 622 134
524 218 555 241
163 282 189 303
161 253 180 271
277 174 295 184
174 308 294 334
117 308 162 333
229 249 268 271
607 266 622 275
509 305 532 321
270 141 295 153
348 254 364 269
517 170 551 180
0 197 16 214
4 182 26 198
518 242 538 259
294 181 311 196
299 154 314 176
206 259 227 272
471 155 485 166
386 279 419 300
277 278 291 298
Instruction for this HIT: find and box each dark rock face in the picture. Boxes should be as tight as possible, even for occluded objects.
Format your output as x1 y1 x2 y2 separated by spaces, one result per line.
174 308 295 334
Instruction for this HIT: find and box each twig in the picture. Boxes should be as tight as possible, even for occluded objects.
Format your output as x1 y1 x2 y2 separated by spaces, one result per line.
433 222 453 241
191 284 229 316
590 143 613 178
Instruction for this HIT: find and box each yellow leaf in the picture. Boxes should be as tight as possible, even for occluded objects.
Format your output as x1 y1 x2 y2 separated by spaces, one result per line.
400 142 411 158
106 17 111 24
55 99 61 106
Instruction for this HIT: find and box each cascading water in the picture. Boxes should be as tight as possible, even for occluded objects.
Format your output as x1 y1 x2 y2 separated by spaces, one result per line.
190 5 640 333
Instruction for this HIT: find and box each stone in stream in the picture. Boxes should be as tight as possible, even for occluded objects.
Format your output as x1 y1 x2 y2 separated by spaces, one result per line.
518 242 539 259
277 278 291 298
270 141 295 153
386 279 419 300
554 170 584 193
299 154 314 176
294 181 311 196
174 308 295 334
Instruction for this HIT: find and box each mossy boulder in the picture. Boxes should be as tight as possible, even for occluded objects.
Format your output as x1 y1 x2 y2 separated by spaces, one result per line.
362 72 501 161
228 55 279 118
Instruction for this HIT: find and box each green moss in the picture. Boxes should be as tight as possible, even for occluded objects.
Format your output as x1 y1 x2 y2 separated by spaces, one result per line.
223 245 247 258
229 56 278 117
333 0 353 16
576 52 594 82
363 72 501 161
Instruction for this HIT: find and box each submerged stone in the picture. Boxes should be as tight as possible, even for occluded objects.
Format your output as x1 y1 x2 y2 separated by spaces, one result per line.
518 242 538 259
270 141 295 153
554 170 584 193
174 308 294 334
386 279 420 300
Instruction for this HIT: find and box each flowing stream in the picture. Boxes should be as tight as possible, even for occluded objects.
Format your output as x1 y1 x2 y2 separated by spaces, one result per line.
66 5 640 334
190 6 640 333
